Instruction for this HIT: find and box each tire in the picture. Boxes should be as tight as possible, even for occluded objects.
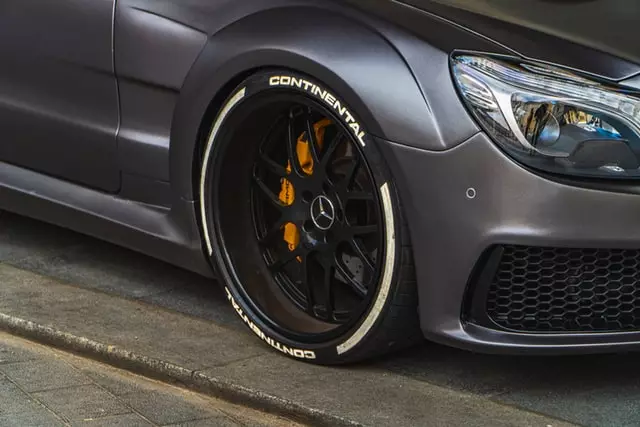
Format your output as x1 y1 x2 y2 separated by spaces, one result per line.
199 70 421 364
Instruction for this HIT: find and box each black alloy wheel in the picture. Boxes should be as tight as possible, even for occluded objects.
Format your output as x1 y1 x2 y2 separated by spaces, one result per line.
200 71 420 364
252 104 385 330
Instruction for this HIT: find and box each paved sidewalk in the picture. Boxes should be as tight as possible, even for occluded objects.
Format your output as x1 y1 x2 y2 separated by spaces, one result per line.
0 261 570 427
0 332 298 427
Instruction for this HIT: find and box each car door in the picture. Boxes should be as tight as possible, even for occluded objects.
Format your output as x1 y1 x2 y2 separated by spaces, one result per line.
0 0 120 192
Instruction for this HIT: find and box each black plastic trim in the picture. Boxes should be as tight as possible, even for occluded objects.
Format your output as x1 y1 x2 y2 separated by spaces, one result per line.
465 246 503 329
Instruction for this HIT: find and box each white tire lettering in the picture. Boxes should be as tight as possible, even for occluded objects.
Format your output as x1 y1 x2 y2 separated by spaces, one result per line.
269 75 366 147
225 288 317 360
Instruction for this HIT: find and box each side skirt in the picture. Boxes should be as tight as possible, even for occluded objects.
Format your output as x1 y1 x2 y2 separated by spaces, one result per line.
0 161 212 277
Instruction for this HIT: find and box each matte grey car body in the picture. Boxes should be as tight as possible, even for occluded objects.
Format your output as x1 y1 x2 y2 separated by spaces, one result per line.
2 0 639 355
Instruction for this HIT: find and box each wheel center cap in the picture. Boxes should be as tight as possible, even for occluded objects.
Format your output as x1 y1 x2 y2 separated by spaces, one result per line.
310 195 336 231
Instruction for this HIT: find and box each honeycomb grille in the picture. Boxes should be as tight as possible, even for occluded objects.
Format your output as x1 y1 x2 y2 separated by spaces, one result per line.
486 245 640 332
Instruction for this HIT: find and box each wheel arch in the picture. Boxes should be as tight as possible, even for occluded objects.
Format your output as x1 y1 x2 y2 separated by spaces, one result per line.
169 5 436 202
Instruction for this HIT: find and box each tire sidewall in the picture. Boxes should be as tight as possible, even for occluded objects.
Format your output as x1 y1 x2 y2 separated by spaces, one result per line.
200 70 402 363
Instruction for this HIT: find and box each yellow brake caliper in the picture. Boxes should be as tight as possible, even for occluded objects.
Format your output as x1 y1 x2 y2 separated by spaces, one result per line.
279 119 332 255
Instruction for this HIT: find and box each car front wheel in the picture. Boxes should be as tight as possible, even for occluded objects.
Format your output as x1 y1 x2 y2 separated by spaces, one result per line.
199 70 420 364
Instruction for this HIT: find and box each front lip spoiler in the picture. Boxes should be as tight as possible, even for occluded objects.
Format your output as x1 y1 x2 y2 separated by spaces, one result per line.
429 322 640 355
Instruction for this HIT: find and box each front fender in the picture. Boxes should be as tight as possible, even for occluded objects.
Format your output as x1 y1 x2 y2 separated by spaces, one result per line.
170 5 437 200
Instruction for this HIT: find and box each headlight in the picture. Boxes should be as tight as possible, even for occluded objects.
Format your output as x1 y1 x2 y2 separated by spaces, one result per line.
452 55 640 179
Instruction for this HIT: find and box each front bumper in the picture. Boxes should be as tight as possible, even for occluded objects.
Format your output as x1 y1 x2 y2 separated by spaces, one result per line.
380 132 640 354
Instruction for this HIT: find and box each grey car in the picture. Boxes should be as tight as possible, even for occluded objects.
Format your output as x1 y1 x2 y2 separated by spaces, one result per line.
2 0 640 364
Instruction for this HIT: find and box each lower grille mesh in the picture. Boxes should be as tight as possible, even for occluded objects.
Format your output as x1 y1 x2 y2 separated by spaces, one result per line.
486 245 640 332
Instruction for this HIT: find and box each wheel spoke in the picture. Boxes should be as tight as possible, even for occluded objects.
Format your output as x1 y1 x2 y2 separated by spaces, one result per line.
258 219 285 245
253 175 284 211
351 224 378 236
305 115 321 165
342 159 360 190
321 263 335 319
268 246 303 272
259 153 287 177
321 131 343 167
347 191 374 201
334 257 368 298
299 255 315 314
348 238 376 274
287 110 304 176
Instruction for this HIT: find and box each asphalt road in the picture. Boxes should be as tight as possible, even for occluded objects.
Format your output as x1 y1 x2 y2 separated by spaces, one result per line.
1 211 639 426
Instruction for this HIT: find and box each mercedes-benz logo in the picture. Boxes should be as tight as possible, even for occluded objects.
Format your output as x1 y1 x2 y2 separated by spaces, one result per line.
310 195 336 231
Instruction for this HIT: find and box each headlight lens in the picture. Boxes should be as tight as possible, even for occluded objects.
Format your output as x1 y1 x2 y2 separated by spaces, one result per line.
452 55 640 178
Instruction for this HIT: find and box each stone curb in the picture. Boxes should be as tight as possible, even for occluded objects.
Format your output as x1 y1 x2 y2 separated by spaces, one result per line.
0 313 357 427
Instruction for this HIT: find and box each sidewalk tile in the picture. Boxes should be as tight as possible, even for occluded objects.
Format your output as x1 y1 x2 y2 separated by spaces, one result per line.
0 344 41 365
0 410 65 427
120 390 220 426
165 417 242 427
32 385 131 421
72 413 154 427
0 376 44 415
0 359 91 392
79 369 146 397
